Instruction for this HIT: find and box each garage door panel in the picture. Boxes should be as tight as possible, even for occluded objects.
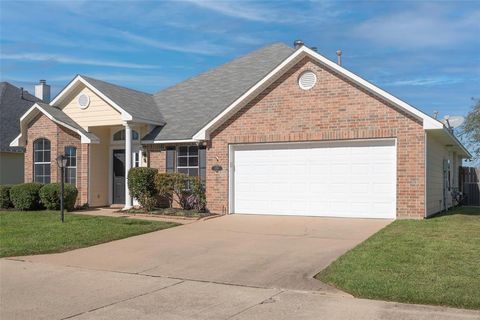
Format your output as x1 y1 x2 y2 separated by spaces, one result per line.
232 140 396 219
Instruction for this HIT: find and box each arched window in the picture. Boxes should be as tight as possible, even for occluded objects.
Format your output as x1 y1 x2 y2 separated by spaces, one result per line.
113 129 139 141
33 138 51 183
65 146 77 185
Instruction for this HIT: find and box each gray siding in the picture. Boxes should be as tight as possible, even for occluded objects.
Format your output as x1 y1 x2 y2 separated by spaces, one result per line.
0 152 24 184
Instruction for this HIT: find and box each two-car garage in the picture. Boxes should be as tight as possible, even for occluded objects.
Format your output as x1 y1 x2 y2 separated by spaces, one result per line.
230 139 396 219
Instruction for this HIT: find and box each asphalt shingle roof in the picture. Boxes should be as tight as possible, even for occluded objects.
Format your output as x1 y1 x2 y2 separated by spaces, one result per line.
35 102 98 142
0 82 41 152
148 43 294 141
80 75 165 124
4 43 295 147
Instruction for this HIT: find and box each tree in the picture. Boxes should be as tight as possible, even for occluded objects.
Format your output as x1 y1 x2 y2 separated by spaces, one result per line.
459 98 480 162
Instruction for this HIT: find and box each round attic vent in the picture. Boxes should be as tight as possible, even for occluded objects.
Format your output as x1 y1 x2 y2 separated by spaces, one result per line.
77 93 90 109
298 71 317 90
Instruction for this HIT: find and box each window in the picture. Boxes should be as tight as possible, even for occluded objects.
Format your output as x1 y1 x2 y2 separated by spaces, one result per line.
170 145 206 184
177 146 199 177
65 146 77 185
33 138 51 183
113 129 139 141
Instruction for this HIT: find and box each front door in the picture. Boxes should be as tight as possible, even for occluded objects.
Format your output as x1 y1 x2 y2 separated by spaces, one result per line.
113 149 125 204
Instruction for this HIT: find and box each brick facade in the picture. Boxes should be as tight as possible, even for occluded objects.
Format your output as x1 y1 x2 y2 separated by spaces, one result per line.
24 56 426 218
24 114 88 205
204 57 425 218
145 144 166 172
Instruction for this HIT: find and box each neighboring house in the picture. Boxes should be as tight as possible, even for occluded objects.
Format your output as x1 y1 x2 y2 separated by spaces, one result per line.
0 82 45 184
11 41 470 218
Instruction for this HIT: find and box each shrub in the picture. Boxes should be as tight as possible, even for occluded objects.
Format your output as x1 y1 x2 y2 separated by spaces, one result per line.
188 176 206 212
155 172 189 209
155 173 206 211
10 183 44 210
0 185 13 209
39 183 78 211
155 173 175 208
128 167 158 211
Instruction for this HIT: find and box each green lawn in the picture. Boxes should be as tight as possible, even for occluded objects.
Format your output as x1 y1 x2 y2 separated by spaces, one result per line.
316 207 480 310
0 211 179 258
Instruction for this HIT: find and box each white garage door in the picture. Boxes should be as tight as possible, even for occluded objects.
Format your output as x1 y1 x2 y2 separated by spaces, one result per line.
231 139 396 219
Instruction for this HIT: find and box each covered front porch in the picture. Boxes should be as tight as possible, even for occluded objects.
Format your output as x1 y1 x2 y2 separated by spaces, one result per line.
88 124 149 209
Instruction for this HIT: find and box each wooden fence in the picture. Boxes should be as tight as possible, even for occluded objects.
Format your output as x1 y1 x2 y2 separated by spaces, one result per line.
459 167 480 206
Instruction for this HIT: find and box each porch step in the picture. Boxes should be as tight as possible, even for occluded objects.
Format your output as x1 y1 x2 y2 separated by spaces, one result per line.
109 204 124 209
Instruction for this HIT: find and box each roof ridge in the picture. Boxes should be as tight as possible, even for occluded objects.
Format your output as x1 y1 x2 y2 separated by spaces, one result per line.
153 42 290 96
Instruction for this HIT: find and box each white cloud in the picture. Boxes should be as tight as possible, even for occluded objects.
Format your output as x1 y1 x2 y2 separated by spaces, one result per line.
115 30 227 55
1 53 160 69
181 0 340 24
385 76 469 87
354 6 480 48
182 0 274 22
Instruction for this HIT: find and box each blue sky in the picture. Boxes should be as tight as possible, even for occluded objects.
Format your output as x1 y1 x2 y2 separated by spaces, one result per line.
1 0 479 119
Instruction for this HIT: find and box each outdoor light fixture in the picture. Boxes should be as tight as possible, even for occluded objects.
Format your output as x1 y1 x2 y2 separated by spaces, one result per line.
56 155 68 223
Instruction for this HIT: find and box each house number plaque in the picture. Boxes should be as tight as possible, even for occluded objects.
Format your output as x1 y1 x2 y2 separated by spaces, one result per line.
212 165 223 172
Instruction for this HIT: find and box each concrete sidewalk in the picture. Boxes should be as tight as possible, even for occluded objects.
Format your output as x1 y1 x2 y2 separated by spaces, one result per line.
1 259 478 320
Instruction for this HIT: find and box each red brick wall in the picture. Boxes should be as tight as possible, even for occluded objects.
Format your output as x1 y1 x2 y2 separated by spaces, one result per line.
206 57 425 218
145 145 166 172
25 114 88 205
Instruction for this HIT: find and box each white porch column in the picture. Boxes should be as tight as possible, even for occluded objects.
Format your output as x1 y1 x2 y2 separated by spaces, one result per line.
124 122 133 209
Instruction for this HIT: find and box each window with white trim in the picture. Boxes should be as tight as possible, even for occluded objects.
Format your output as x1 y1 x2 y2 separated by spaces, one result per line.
33 138 51 183
166 145 206 184
177 146 199 177
64 146 77 185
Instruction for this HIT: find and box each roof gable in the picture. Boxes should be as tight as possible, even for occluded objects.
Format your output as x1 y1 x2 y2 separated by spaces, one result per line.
192 46 445 141
10 102 99 148
51 75 164 126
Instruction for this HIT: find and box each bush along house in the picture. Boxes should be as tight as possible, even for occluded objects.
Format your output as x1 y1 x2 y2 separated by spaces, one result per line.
11 41 470 219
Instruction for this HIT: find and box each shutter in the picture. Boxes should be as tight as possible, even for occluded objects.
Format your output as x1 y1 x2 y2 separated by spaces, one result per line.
166 147 175 173
199 146 206 185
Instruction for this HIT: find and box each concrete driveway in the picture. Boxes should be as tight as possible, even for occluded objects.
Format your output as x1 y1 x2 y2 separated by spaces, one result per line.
19 214 390 291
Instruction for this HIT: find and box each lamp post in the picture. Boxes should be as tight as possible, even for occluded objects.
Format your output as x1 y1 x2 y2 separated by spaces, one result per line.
56 155 68 223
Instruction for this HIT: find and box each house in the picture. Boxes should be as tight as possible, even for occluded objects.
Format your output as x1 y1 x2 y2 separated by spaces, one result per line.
0 82 45 184
10 41 470 218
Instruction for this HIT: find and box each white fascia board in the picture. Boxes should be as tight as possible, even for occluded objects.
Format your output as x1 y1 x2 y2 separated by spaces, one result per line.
301 47 445 129
34 104 99 143
9 133 22 147
427 127 472 158
11 104 40 147
50 75 133 121
193 46 444 140
14 103 99 145
192 49 306 140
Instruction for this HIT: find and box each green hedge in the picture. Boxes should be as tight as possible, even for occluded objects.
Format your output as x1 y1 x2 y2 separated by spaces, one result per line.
128 167 158 211
0 185 13 209
39 183 78 211
10 183 44 210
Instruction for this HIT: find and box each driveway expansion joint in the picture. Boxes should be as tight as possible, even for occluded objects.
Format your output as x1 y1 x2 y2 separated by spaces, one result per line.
60 280 185 320
225 290 285 320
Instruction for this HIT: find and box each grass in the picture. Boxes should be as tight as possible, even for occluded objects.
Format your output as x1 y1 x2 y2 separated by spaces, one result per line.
0 211 179 258
316 206 480 310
